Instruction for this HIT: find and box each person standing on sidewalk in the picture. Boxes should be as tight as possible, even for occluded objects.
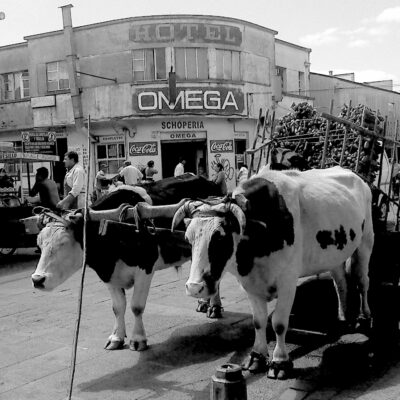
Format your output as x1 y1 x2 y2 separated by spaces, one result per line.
119 160 143 185
174 157 186 177
57 151 86 210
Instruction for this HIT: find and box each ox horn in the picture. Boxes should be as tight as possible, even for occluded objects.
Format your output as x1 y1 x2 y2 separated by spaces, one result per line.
229 203 246 235
136 199 188 220
171 200 212 232
88 204 131 222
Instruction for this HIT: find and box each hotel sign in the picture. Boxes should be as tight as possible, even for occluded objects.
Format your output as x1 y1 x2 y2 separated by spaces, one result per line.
133 87 245 115
21 131 56 155
129 141 158 156
129 23 242 46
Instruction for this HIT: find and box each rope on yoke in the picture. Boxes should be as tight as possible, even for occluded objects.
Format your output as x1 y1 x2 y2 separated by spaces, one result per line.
67 118 91 400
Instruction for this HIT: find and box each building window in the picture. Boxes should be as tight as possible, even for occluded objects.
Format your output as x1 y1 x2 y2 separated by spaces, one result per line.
276 66 287 92
216 50 240 80
133 49 166 81
96 143 125 174
0 71 30 101
46 61 70 92
175 48 208 80
298 71 305 95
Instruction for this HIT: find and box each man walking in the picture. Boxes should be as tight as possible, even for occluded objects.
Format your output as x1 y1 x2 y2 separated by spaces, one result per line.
119 160 143 185
57 151 86 210
174 157 186 177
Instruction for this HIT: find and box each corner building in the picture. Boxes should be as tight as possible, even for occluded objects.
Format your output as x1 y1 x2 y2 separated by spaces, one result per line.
0 7 312 192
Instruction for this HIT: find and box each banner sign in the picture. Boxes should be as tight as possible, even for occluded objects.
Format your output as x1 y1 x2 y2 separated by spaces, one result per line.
99 135 125 143
161 132 206 141
21 131 56 155
210 140 234 153
129 23 242 46
129 141 158 156
133 87 245 115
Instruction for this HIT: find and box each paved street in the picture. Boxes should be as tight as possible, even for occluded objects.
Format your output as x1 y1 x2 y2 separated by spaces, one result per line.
1 249 400 400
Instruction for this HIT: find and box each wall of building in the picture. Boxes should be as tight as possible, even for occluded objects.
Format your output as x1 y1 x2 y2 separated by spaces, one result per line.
310 72 400 139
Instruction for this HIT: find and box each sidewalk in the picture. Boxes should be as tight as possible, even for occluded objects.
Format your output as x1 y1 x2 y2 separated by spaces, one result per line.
0 251 399 400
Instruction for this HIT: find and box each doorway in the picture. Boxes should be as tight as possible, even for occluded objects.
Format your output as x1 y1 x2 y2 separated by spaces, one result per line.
161 140 207 178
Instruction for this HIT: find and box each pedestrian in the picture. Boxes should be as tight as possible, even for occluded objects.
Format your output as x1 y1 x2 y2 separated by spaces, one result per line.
57 151 86 210
95 163 110 200
143 160 158 182
174 157 186 177
27 167 60 210
0 168 13 188
212 163 227 195
237 163 248 185
119 160 143 185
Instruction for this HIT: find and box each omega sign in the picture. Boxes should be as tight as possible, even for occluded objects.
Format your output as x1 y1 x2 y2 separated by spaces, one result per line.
133 87 244 115
210 140 234 153
129 141 158 156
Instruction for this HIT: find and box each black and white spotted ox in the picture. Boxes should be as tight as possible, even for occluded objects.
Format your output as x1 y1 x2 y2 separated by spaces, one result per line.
31 174 221 351
171 166 374 378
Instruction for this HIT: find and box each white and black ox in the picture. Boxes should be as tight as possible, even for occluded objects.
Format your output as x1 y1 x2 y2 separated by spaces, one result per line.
31 174 222 351
171 166 374 378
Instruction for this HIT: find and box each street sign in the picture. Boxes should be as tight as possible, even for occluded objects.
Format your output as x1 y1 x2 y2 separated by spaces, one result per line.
21 131 56 155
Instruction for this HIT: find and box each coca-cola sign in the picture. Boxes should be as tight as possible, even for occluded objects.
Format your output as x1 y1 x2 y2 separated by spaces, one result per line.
210 140 234 153
129 141 158 156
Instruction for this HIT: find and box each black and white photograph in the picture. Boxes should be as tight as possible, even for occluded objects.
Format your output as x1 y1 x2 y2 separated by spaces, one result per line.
0 1 399 399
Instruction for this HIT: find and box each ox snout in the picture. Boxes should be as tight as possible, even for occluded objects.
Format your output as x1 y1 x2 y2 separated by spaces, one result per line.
185 282 207 298
32 274 46 289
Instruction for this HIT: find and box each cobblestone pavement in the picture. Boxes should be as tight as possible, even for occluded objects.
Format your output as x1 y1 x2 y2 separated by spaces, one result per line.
0 248 399 400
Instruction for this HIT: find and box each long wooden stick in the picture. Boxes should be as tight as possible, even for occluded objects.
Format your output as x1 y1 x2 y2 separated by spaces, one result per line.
67 115 91 400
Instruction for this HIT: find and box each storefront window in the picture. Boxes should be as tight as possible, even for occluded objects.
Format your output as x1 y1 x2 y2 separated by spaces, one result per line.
0 70 30 101
175 48 208 80
133 48 166 81
96 143 125 174
216 50 240 81
46 61 70 92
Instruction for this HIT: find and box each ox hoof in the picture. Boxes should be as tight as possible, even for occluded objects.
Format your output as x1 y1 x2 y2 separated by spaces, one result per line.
129 339 149 351
267 360 294 380
356 317 372 335
242 351 269 374
104 339 124 350
196 299 210 313
206 305 223 319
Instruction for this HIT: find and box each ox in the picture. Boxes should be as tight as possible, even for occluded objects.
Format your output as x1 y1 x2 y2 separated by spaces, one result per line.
171 166 374 378
31 174 222 351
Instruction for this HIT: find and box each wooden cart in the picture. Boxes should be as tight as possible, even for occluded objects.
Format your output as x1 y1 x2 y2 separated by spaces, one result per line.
0 151 59 257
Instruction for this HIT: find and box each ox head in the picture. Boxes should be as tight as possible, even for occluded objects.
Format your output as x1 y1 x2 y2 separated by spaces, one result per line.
31 213 84 290
171 198 247 299
31 201 188 290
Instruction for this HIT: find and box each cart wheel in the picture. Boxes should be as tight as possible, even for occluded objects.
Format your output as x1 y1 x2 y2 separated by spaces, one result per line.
0 248 16 257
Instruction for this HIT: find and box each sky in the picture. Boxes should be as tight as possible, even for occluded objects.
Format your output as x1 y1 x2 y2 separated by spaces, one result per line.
0 0 399 91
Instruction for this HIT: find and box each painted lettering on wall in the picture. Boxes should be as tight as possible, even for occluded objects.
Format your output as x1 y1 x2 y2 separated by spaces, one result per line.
161 121 204 130
133 87 244 115
129 23 242 46
129 141 158 156
210 140 234 153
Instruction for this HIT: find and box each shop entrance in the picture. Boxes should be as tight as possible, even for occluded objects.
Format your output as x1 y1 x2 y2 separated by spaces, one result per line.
161 140 207 178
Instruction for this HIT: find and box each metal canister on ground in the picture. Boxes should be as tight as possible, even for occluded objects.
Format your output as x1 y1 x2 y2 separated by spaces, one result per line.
211 363 247 400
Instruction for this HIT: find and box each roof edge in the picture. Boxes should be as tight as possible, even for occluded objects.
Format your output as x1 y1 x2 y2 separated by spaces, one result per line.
24 14 278 41
310 72 400 95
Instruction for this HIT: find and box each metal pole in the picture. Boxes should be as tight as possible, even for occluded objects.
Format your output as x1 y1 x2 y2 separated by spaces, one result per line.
66 115 91 400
